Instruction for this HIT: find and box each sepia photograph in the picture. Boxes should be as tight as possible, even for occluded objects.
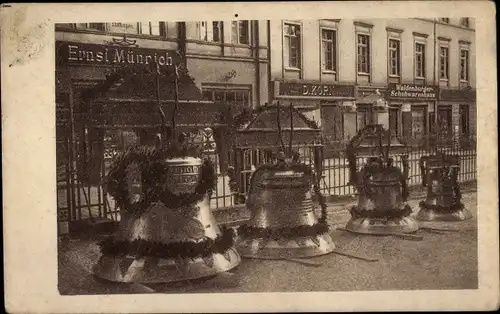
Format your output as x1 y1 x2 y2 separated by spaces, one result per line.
56 17 479 294
2 2 498 313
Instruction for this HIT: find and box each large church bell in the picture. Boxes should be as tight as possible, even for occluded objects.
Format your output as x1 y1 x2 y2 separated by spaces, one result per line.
234 104 335 259
92 63 241 284
345 124 419 235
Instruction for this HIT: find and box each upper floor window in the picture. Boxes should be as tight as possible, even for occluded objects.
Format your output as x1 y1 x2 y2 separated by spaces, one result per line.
231 21 250 45
199 21 222 42
460 18 470 28
75 23 106 31
415 42 426 78
439 45 450 80
357 34 371 74
460 48 470 82
321 29 337 72
438 18 450 23
388 38 401 76
139 22 163 36
284 23 301 69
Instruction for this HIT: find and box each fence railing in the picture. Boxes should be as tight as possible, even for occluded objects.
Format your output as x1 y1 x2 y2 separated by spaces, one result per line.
56 133 477 228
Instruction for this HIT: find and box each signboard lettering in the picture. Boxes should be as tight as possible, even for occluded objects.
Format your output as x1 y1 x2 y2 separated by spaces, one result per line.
108 22 138 34
56 41 177 68
387 84 438 100
278 82 355 98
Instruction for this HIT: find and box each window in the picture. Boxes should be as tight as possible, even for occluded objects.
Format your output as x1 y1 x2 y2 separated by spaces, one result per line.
439 18 450 23
284 23 301 69
202 88 251 107
388 39 401 76
412 108 426 138
460 48 470 82
75 23 106 31
459 105 470 135
231 21 250 44
357 34 370 74
321 29 337 72
437 107 453 135
139 22 163 36
439 46 449 80
415 42 426 78
389 108 399 136
460 18 470 28
199 21 222 42
356 107 372 131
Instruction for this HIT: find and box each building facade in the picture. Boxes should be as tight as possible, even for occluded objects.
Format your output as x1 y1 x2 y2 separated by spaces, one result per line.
267 18 476 148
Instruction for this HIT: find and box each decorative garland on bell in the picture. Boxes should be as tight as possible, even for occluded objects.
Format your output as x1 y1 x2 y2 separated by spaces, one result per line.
98 226 235 259
350 204 413 219
105 145 216 213
418 201 465 213
236 161 330 241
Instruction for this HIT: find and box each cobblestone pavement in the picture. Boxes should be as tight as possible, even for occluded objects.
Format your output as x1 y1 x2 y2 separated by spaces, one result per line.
58 192 477 295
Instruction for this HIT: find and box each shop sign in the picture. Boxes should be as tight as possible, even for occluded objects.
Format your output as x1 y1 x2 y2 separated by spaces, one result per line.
56 41 179 68
387 83 438 100
278 82 355 98
107 22 139 34
439 88 476 102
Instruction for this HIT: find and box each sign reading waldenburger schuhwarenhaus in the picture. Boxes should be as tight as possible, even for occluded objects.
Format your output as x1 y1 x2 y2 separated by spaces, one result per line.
56 41 179 68
387 83 439 101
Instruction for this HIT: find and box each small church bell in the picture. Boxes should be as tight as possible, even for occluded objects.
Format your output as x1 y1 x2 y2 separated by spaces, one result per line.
416 152 472 221
345 124 419 235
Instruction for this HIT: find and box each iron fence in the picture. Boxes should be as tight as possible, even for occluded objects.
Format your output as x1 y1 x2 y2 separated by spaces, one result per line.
56 131 477 233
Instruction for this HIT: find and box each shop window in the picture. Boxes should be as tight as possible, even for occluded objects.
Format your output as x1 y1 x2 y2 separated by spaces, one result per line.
388 39 401 77
437 107 453 136
389 107 400 136
411 108 426 139
231 21 250 45
460 105 470 135
74 23 106 31
439 45 449 81
460 18 470 28
438 18 450 24
321 29 337 73
415 42 426 79
198 21 222 42
356 107 372 132
202 87 251 108
429 111 436 133
357 34 371 74
460 48 470 82
284 23 302 69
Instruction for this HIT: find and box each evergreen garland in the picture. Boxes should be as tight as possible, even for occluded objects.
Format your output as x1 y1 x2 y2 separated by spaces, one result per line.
350 204 413 219
98 227 235 259
232 105 320 131
105 145 216 214
418 201 465 213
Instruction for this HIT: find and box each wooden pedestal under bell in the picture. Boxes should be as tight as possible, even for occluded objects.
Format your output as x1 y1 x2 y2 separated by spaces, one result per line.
93 156 241 284
416 154 472 221
235 163 335 259
345 160 419 235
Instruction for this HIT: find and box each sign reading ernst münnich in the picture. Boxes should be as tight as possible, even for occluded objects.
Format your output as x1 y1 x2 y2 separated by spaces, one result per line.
56 41 178 67
387 83 438 100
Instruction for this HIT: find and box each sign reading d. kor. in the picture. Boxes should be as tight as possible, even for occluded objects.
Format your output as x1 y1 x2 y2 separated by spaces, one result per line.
387 83 438 100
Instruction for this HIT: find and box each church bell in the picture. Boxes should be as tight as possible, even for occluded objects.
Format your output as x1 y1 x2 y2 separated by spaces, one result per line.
235 155 335 259
93 150 241 284
416 153 472 221
345 125 419 235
